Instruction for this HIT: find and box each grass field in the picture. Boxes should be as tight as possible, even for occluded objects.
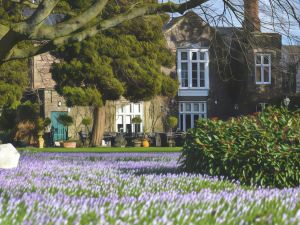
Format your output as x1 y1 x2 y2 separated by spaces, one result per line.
19 146 182 153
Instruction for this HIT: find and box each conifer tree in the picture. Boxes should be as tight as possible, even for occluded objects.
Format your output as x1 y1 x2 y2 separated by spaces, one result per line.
0 2 29 109
51 1 178 146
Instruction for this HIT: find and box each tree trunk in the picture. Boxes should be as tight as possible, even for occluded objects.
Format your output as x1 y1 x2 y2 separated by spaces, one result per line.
91 105 106 146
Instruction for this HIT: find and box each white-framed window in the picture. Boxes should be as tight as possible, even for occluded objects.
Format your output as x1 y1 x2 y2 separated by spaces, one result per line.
116 102 143 133
177 49 209 89
179 102 207 131
255 54 271 84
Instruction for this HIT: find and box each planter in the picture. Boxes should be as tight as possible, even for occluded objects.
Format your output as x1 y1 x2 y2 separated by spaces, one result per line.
142 139 149 148
133 141 142 147
167 139 176 147
63 141 77 148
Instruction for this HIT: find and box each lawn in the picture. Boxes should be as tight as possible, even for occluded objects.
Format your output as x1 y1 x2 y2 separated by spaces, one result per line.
0 152 299 224
19 146 182 153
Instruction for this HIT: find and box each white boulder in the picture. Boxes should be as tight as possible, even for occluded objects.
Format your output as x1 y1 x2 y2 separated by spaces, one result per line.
0 143 20 169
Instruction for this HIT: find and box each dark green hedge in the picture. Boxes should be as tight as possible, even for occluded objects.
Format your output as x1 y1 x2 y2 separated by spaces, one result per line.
179 107 300 188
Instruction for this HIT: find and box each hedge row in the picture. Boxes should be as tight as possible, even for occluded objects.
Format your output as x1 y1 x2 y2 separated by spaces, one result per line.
179 107 300 188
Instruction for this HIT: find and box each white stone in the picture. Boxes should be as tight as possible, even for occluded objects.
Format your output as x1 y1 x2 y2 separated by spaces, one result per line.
0 143 20 169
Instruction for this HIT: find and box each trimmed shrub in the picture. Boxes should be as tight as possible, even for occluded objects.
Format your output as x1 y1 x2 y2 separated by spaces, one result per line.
179 106 300 188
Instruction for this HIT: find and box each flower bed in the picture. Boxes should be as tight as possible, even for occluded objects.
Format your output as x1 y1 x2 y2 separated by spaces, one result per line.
0 152 300 224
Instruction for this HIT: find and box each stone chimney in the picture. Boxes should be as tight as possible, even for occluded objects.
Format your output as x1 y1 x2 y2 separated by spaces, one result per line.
244 0 261 32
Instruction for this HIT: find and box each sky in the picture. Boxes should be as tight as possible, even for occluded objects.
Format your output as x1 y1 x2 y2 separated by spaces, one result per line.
158 0 300 45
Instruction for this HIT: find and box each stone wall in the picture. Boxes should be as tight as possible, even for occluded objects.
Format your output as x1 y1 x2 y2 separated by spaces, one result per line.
31 53 58 89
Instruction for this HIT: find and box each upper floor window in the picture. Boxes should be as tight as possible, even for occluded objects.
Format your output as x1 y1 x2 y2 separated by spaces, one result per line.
255 54 271 84
178 49 209 89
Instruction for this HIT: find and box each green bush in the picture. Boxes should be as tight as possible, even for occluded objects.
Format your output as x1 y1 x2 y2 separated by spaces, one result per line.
167 116 178 130
57 114 74 127
179 106 300 188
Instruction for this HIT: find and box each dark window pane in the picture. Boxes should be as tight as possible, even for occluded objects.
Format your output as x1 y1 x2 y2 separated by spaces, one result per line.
135 124 141 133
256 55 261 64
200 63 205 70
194 103 199 112
117 124 123 133
186 114 191 130
126 124 132 133
181 52 188 60
256 66 262 82
192 63 198 87
180 114 184 131
200 80 205 87
264 67 270 82
186 103 191 112
192 52 197 60
200 52 205 60
194 115 199 127
200 71 205 87
181 63 188 87
263 55 270 64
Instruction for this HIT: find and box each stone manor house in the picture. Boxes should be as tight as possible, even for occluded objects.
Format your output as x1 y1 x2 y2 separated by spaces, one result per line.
29 11 300 141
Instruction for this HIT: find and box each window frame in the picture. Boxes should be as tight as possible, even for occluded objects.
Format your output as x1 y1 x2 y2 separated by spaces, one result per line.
179 101 207 131
255 53 272 85
116 102 143 133
177 49 209 89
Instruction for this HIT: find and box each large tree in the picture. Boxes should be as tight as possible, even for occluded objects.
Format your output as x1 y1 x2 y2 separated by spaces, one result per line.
0 1 29 109
0 0 299 64
51 1 178 146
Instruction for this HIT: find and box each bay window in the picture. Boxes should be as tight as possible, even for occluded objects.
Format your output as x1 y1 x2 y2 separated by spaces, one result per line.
178 49 209 89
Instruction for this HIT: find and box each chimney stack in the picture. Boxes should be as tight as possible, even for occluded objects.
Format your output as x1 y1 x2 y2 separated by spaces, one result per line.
244 0 261 32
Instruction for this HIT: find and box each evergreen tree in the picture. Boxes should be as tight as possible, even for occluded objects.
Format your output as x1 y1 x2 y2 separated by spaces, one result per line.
0 1 29 109
51 1 178 146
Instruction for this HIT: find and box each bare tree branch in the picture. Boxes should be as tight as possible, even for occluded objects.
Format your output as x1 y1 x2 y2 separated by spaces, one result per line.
0 0 299 62
0 24 9 39
32 0 109 40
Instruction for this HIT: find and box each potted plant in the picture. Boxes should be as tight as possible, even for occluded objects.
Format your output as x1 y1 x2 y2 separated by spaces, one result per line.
57 114 76 148
132 116 142 134
131 116 143 147
114 134 127 147
80 117 92 146
166 116 178 147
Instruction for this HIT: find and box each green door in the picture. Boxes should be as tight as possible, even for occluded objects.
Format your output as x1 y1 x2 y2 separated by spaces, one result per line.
51 111 67 141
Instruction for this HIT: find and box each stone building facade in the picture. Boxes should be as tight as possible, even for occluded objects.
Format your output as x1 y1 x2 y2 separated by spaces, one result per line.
30 53 168 141
30 11 299 139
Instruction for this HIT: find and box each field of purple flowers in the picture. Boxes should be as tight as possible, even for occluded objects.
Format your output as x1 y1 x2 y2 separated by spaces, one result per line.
0 152 300 225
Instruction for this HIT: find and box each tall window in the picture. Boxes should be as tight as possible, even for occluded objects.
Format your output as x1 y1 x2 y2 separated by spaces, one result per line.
255 54 271 84
179 102 207 131
178 49 209 88
116 102 143 133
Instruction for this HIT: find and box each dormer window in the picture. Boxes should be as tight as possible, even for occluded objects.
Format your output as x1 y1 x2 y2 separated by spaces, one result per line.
178 49 209 89
255 54 271 84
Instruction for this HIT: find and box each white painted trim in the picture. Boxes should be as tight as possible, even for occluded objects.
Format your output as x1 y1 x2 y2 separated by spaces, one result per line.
115 102 144 133
177 48 210 93
178 101 207 131
178 89 209 97
255 53 272 85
